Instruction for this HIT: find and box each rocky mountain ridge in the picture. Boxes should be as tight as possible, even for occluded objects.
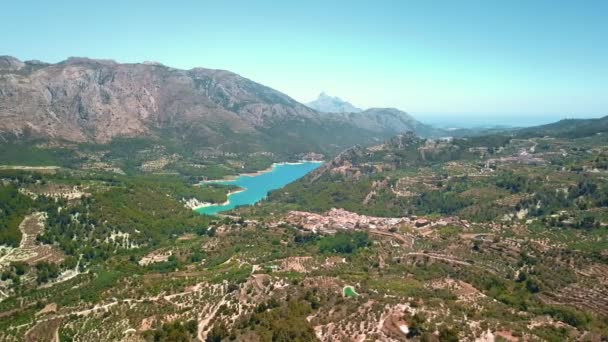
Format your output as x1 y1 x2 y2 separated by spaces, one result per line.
0 56 441 153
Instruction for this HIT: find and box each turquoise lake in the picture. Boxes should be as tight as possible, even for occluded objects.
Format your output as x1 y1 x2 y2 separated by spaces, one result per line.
195 161 322 216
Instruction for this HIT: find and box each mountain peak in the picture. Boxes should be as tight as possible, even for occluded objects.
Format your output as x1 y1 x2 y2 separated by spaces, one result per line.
0 55 25 70
307 92 362 113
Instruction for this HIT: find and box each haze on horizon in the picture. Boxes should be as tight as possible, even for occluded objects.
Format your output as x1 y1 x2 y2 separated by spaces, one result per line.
2 0 606 125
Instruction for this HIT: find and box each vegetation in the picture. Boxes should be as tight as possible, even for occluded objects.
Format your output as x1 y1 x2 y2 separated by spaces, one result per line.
2 125 608 340
0 185 32 246
235 299 316 341
143 320 198 342
318 231 370 254
267 134 608 229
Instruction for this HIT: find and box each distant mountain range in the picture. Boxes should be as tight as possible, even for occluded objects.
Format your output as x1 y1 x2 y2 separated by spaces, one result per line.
306 92 362 113
303 93 443 136
516 116 608 139
0 56 442 155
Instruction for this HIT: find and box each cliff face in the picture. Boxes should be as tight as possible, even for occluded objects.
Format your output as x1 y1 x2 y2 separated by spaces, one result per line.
0 56 320 144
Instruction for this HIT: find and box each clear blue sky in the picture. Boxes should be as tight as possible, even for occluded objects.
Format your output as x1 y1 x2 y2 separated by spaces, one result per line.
2 0 606 124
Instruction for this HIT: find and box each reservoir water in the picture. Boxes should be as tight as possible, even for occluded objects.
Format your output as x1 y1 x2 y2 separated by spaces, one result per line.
195 161 322 216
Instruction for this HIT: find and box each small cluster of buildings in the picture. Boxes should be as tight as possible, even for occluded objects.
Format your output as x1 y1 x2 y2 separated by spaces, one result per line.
283 208 471 237
138 249 172 266
19 185 89 201
486 150 546 167
285 208 409 234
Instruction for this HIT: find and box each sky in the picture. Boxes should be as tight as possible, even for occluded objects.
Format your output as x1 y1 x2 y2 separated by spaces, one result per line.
2 0 607 126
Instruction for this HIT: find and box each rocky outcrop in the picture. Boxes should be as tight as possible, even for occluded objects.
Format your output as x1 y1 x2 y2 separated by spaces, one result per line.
307 145 366 182
385 131 419 149
307 132 421 182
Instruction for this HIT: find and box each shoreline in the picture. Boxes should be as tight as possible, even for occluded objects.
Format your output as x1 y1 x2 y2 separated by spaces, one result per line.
200 160 323 184
191 189 246 210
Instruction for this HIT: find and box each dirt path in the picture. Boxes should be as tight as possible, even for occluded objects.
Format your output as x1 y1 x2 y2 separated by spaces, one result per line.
369 230 413 247
0 165 60 171
197 297 228 341
406 252 472 266
22 280 216 330
0 212 44 265
24 318 61 342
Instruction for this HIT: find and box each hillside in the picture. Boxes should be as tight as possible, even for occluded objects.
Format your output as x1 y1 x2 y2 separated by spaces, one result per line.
336 108 443 138
263 129 608 219
517 115 608 139
2 127 608 341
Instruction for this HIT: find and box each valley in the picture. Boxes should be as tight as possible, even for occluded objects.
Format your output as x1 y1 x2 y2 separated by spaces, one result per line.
2 0 608 339
1 57 608 341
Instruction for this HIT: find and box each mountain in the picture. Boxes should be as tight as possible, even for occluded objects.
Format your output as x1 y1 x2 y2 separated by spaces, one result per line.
0 56 317 146
306 92 443 137
0 55 27 70
306 92 362 113
266 114 608 217
2 58 607 341
0 56 441 155
337 107 443 138
516 115 608 139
